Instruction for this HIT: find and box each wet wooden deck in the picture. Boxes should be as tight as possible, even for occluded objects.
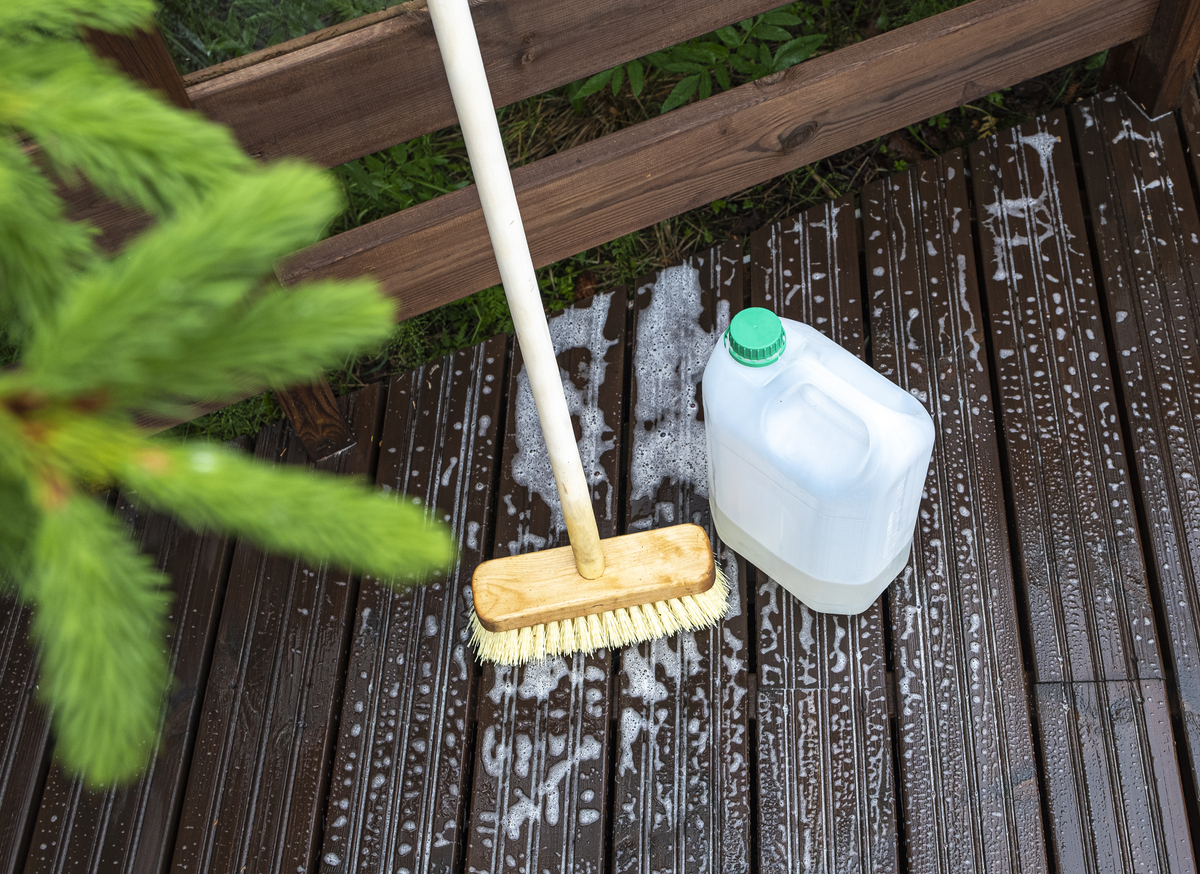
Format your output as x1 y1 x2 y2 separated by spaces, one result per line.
5 88 1200 873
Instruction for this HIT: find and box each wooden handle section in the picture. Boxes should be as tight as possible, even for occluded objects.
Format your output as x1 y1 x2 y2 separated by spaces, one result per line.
472 524 716 631
426 0 604 578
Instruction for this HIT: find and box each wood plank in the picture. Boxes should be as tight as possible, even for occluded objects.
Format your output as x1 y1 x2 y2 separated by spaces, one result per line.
275 377 356 462
57 174 153 256
316 336 505 873
971 107 1192 874
472 524 716 631
970 110 1161 684
1073 88 1200 801
84 26 192 110
862 153 1048 874
748 197 898 873
22 505 235 874
1179 72 1200 199
183 0 796 168
1035 680 1191 873
170 386 383 874
465 291 626 874
613 244 751 873
0 600 51 874
1103 0 1200 116
279 0 1157 323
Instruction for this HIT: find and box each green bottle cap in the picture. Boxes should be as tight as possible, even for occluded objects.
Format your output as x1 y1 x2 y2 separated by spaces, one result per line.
725 307 786 367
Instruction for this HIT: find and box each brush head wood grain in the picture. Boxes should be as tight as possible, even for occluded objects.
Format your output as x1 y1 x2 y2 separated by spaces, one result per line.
469 561 729 664
471 524 716 632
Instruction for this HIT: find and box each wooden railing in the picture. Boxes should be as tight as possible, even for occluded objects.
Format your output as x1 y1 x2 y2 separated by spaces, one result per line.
77 0 1200 451
275 0 1159 318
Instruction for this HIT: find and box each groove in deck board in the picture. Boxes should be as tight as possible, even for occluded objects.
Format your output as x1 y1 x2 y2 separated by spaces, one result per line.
972 105 1192 874
465 292 626 874
749 198 898 873
1034 679 1191 873
317 338 506 873
863 152 1049 874
613 244 752 874
171 387 382 874
1074 89 1200 801
0 600 51 874
23 502 234 874
971 109 1160 685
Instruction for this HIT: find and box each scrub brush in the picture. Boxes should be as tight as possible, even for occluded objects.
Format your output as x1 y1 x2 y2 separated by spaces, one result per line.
426 0 729 665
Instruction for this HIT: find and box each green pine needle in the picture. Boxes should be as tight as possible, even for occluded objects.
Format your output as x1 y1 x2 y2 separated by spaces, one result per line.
0 473 35 590
28 493 172 787
0 410 39 586
117 440 454 583
24 162 362 406
0 39 249 217
134 278 395 413
0 137 98 343
0 0 156 39
38 415 455 585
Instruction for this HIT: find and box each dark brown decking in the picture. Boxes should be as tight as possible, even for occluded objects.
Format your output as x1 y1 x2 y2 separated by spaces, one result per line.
4 87 1200 874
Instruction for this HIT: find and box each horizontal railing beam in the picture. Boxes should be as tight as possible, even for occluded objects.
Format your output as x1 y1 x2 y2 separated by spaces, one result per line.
278 0 1157 320
184 0 796 168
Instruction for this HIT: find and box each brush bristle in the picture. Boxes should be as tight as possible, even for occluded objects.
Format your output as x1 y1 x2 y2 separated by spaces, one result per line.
469 565 731 664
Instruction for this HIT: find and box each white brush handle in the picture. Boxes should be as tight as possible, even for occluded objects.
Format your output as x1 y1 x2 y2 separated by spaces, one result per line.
427 0 605 579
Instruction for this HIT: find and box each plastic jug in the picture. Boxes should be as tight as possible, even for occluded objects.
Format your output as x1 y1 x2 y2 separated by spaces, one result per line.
702 308 935 614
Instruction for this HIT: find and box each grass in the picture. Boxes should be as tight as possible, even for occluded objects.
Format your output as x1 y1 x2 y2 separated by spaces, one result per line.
153 0 1109 441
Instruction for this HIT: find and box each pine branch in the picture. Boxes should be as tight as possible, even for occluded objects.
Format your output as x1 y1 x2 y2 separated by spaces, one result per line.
23 162 366 406
0 39 249 218
0 0 156 40
0 474 35 588
0 410 39 586
41 416 455 584
0 136 98 344
28 492 172 787
121 440 455 584
0 0 455 788
134 279 395 415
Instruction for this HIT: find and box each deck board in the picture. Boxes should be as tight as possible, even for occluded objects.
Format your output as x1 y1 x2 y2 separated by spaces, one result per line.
748 197 899 874
863 152 1048 874
317 338 506 873
1034 679 1189 872
1074 87 1200 817
0 601 53 874
22 500 234 874
970 109 1160 684
971 106 1192 873
613 244 752 874
465 292 626 874
171 388 381 874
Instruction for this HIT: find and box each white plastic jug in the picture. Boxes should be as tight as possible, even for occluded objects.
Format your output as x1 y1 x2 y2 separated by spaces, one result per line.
702 308 935 614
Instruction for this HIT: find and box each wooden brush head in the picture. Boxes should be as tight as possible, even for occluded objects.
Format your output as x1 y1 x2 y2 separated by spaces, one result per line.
471 523 717 633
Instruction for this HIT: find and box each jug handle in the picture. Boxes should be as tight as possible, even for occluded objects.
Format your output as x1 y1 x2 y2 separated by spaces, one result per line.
802 358 892 448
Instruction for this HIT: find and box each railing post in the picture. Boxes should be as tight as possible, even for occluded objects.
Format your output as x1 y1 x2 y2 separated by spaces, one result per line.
1104 0 1200 116
83 26 193 109
84 25 357 460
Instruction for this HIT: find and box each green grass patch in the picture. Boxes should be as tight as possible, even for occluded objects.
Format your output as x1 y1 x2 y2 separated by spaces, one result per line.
165 391 282 442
